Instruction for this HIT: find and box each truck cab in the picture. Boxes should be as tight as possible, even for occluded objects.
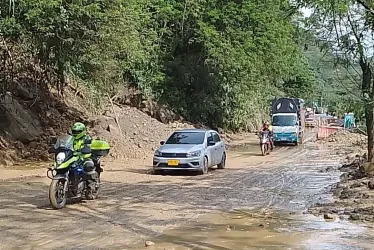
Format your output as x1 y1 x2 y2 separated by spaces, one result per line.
272 113 302 145
270 97 305 145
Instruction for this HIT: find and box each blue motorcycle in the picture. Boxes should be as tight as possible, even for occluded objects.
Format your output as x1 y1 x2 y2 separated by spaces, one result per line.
47 134 109 209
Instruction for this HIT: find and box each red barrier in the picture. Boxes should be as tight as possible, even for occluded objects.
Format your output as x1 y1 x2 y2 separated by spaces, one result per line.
317 126 342 139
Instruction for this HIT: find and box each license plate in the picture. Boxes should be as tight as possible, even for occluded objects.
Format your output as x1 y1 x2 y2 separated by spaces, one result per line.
281 138 287 141
167 160 179 166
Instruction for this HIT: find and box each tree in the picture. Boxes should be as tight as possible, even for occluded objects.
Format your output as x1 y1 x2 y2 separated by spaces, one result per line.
297 0 374 160
2 0 116 91
151 0 317 130
1 0 318 131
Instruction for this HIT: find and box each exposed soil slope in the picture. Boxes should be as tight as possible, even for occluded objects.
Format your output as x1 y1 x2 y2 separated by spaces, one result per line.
0 86 210 165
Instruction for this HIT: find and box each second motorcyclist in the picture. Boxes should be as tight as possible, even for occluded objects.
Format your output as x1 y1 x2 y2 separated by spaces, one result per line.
260 121 274 150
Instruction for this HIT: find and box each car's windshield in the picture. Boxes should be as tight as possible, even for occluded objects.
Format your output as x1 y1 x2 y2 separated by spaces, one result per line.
54 134 74 150
272 115 297 126
165 132 205 145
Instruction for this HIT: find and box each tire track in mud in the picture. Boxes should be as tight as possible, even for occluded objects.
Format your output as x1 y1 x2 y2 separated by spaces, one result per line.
3 147 302 250
0 139 339 249
92 144 303 211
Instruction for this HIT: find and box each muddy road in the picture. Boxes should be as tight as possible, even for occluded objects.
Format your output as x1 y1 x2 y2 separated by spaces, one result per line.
0 135 371 249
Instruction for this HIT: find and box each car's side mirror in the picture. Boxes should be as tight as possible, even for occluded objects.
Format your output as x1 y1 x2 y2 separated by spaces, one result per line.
50 137 57 145
48 147 56 154
84 138 92 144
160 141 165 145
207 141 215 146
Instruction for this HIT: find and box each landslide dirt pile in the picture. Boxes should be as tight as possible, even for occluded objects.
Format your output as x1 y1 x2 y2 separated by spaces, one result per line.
308 130 374 222
318 130 366 146
0 86 197 165
317 130 367 157
2 83 247 165
91 105 195 160
0 88 91 165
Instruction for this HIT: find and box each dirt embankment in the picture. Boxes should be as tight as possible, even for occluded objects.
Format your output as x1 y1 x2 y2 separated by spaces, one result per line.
308 130 374 221
317 129 367 156
0 88 91 165
0 86 242 167
0 91 192 164
91 105 244 161
90 105 195 160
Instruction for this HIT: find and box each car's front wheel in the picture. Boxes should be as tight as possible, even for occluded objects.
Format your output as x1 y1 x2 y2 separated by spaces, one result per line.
199 156 209 175
217 152 226 169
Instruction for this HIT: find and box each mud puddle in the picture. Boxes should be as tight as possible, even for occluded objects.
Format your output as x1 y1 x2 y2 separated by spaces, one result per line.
134 209 373 250
230 142 263 157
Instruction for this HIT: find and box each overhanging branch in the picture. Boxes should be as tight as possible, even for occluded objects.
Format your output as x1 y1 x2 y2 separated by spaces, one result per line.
356 0 374 16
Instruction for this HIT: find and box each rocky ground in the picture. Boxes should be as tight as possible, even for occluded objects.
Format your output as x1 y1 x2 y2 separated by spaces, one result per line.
308 130 374 222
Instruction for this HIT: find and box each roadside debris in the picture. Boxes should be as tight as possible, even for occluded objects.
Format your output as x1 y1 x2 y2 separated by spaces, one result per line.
317 130 366 156
145 240 155 247
323 213 335 220
308 152 374 222
306 128 374 222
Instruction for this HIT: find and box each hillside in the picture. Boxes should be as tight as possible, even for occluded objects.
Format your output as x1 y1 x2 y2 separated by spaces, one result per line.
0 1 329 165
0 85 198 165
1 0 317 130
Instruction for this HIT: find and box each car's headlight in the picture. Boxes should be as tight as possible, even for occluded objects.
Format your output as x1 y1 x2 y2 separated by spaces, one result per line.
56 152 66 164
292 133 297 137
187 150 201 157
154 150 162 156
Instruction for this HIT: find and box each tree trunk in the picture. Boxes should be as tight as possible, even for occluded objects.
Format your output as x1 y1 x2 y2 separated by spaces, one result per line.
365 104 374 161
361 63 374 161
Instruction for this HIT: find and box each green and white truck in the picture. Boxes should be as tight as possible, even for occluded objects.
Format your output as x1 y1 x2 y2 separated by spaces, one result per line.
270 97 305 145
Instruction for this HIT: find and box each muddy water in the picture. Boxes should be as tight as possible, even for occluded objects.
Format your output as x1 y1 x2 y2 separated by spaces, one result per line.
1 134 373 249
134 209 373 250
132 140 374 250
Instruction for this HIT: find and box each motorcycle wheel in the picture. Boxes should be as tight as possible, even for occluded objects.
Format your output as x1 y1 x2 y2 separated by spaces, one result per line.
266 144 270 155
261 144 266 156
85 172 101 200
49 179 67 209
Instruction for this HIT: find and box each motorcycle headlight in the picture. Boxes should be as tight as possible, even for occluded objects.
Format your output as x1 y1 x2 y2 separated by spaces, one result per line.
154 150 162 156
187 150 201 158
56 152 66 164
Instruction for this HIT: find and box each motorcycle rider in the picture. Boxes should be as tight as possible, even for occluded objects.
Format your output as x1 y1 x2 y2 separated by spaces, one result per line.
260 121 274 150
71 122 97 199
259 120 266 131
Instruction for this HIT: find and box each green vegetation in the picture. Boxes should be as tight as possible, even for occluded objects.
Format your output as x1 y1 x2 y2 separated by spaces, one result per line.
1 0 318 131
303 45 363 118
296 0 374 160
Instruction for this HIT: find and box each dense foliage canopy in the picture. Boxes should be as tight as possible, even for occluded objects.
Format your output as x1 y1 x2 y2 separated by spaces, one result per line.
1 0 320 130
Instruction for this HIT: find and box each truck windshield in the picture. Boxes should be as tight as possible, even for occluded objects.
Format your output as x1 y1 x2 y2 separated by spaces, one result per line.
272 115 297 126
